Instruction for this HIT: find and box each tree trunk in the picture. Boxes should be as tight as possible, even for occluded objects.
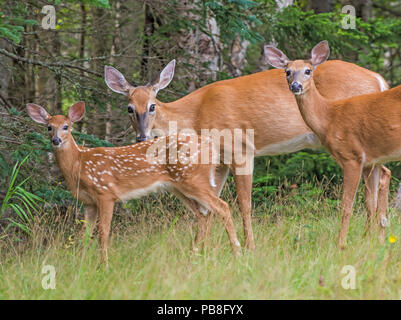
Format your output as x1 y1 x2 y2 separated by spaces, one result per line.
53 30 62 114
105 1 121 142
34 41 40 101
177 0 221 91
229 35 250 77
307 0 333 13
339 0 373 22
0 39 12 106
77 3 87 133
141 2 155 80
91 7 110 138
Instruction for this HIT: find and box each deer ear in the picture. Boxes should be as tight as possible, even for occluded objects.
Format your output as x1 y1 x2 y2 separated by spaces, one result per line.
264 45 290 69
104 66 132 95
68 101 85 123
26 103 51 124
311 40 330 67
150 59 176 93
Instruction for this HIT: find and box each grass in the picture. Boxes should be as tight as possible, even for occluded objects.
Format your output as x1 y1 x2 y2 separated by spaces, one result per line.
0 182 401 299
0 155 43 235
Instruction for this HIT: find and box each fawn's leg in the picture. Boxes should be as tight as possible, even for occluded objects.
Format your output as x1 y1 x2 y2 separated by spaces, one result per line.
176 173 240 254
97 197 115 266
84 204 98 236
173 192 209 251
202 165 230 240
206 195 241 254
338 161 362 249
377 165 391 243
193 210 212 252
362 166 379 233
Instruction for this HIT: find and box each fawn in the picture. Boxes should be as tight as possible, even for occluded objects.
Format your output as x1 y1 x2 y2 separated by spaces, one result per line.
26 101 241 264
265 41 397 248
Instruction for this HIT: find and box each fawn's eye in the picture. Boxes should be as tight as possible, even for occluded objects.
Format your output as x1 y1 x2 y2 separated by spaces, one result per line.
63 125 68 130
305 69 311 75
149 104 156 113
286 70 291 77
47 126 52 131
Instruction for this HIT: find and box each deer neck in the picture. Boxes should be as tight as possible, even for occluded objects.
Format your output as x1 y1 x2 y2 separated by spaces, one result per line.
295 80 331 143
155 101 197 134
53 135 82 192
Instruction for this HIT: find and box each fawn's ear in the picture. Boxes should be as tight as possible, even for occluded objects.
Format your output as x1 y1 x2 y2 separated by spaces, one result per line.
150 59 176 93
68 101 85 123
310 40 330 67
26 103 51 124
104 65 132 95
264 45 290 69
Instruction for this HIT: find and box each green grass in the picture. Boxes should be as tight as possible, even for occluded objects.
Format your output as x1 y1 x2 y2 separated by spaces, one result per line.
1 184 401 299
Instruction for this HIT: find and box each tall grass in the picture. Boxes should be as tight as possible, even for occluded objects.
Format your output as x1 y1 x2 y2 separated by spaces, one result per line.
0 155 43 235
0 179 400 299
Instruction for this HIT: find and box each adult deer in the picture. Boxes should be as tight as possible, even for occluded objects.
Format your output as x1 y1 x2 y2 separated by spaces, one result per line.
265 40 396 248
105 55 389 250
26 102 241 264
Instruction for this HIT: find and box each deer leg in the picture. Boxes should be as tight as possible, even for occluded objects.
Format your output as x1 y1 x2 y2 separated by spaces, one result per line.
83 204 98 237
173 192 209 252
202 165 230 239
233 172 255 250
362 166 379 234
176 182 240 254
97 198 115 266
377 165 391 243
193 210 212 252
338 161 362 249
206 196 241 255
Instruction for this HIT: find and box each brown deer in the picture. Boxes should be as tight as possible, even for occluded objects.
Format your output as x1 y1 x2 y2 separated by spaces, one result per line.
26 101 241 265
264 40 397 248
104 56 389 250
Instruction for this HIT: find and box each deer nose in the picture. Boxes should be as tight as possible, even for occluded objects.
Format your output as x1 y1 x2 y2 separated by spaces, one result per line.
136 135 147 143
127 106 134 113
52 137 62 146
290 82 303 93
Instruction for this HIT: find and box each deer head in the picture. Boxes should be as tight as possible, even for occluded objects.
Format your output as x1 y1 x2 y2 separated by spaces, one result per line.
264 40 330 95
104 60 176 142
26 102 85 148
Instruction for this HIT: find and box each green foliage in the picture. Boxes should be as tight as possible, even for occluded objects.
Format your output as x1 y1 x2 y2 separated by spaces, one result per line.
72 131 114 148
277 151 341 183
0 1 37 43
52 0 110 8
253 150 342 194
0 0 110 44
205 0 264 43
253 2 401 85
1 156 43 235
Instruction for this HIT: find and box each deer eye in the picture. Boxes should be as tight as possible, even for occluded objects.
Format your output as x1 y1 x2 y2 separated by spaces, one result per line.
305 69 311 75
286 70 291 77
47 126 52 131
63 125 68 130
149 104 156 113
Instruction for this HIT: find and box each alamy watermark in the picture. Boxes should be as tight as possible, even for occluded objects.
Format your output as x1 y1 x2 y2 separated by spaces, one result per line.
341 265 356 290
342 5 356 30
144 121 255 175
41 5 56 30
41 265 56 290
